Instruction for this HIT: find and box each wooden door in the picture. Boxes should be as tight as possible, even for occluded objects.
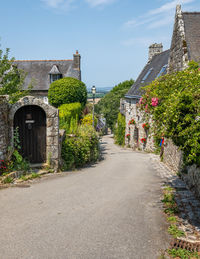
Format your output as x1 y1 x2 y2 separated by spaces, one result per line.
14 105 46 163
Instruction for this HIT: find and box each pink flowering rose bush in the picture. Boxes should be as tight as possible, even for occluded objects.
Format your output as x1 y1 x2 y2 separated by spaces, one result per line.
151 97 159 107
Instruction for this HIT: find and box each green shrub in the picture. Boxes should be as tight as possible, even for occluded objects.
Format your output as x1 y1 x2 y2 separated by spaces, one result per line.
48 77 87 108
81 113 97 128
59 102 82 133
62 125 100 170
114 113 126 146
140 61 200 166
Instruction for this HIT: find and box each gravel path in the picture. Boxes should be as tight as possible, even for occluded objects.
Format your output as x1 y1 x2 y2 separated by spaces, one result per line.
0 135 170 259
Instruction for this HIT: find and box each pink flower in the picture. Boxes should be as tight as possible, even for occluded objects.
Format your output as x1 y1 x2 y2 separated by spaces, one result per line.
139 97 146 105
151 97 159 107
145 104 148 112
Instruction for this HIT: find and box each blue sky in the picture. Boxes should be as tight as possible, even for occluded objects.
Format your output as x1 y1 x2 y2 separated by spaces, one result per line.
1 0 200 89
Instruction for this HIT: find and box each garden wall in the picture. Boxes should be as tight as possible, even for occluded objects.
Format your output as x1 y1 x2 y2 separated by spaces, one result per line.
163 138 200 199
124 99 154 151
0 96 9 161
163 139 183 172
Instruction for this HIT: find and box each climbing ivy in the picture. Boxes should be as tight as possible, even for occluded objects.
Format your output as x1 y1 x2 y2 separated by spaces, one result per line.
139 61 200 166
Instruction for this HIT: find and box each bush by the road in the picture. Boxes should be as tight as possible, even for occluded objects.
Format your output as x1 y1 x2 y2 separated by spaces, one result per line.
48 77 87 108
114 113 126 146
62 125 100 170
59 102 82 133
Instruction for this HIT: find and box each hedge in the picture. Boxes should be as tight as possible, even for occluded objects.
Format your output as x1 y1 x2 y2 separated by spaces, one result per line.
114 113 126 146
48 77 87 108
59 102 82 133
61 125 100 170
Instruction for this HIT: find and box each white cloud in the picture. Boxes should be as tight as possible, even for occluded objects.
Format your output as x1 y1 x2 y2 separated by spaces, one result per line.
121 37 156 47
121 36 170 47
148 0 194 15
42 0 116 9
124 0 195 29
85 0 115 7
42 0 64 8
41 0 77 10
148 16 174 29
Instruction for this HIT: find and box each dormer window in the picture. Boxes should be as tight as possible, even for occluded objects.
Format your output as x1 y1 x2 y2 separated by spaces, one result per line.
49 65 62 83
50 74 62 83
156 64 167 78
141 68 153 83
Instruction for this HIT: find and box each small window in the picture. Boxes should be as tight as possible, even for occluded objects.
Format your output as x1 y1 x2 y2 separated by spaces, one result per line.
43 97 49 104
50 74 62 83
141 68 153 83
156 64 167 78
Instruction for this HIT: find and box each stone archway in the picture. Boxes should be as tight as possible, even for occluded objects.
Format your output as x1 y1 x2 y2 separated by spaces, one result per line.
9 96 59 168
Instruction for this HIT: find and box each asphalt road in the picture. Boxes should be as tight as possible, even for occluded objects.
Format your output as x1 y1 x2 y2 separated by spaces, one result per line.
0 135 170 259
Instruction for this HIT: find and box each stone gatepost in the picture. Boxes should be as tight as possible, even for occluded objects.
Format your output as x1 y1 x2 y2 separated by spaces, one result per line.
0 96 9 160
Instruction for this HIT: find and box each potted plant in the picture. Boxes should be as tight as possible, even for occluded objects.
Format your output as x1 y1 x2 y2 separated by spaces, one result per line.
140 138 147 144
142 123 150 131
128 118 136 125
126 133 130 141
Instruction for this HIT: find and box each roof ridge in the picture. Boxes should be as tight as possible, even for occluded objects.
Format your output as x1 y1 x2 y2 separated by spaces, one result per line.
14 59 73 62
147 49 170 64
183 12 200 14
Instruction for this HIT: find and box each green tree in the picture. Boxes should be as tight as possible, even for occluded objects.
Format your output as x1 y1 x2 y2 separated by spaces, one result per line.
48 77 87 108
0 47 30 103
95 79 134 130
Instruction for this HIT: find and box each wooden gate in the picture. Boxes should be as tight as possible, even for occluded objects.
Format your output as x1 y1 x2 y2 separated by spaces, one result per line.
14 105 46 163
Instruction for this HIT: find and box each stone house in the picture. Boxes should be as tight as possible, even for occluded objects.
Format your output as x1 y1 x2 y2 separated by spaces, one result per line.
13 50 81 99
0 51 81 169
122 5 200 151
124 44 170 150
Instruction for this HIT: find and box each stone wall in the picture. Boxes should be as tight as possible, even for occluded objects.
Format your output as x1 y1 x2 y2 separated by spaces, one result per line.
0 96 9 160
163 139 183 172
168 5 189 73
163 138 200 199
183 165 200 198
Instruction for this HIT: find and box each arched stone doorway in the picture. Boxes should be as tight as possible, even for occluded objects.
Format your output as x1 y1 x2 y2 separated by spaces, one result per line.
14 105 46 163
9 96 59 168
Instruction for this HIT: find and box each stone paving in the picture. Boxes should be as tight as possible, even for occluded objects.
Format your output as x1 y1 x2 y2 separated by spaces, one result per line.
149 153 200 244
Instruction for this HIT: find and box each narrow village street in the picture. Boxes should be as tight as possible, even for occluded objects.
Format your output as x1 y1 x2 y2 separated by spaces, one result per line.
0 135 170 259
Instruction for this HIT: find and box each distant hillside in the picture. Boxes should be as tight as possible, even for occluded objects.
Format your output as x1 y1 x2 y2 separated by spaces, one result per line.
87 87 113 99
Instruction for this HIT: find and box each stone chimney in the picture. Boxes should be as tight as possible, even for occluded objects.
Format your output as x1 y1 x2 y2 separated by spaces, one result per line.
73 50 81 71
148 43 163 61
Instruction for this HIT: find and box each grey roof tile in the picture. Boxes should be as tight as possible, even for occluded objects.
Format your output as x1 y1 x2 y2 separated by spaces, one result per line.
182 12 200 62
125 49 170 98
13 59 77 91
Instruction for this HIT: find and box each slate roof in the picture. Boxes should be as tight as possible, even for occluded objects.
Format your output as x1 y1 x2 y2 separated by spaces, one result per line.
183 12 200 62
13 59 80 91
125 49 170 98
